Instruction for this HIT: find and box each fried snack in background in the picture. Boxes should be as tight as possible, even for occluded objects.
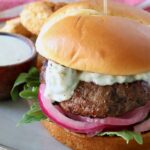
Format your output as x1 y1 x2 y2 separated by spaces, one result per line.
0 1 66 70
53 1 67 11
20 1 66 35
0 17 33 38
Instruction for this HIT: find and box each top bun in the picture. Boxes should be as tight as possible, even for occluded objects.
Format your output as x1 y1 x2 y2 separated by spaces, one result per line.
36 0 150 75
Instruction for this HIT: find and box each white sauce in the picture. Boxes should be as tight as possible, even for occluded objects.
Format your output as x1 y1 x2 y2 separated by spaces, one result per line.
0 35 32 66
45 61 79 102
45 60 150 102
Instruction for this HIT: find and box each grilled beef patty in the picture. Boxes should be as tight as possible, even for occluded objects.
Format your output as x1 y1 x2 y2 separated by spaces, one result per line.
41 62 150 118
60 81 150 118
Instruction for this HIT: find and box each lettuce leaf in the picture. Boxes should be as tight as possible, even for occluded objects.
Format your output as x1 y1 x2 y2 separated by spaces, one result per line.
11 67 40 101
17 103 46 126
11 73 28 100
11 67 45 124
98 130 143 144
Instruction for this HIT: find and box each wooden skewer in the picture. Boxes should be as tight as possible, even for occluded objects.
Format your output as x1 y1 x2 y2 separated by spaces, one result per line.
103 0 108 15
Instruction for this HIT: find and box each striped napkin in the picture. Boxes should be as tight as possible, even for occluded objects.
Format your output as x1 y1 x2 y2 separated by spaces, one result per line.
115 0 144 5
0 0 39 11
0 0 149 22
0 0 39 22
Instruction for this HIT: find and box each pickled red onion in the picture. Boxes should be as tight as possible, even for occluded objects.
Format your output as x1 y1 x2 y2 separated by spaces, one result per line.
38 84 150 135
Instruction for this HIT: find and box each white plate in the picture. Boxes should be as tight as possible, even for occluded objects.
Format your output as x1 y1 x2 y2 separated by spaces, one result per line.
0 100 70 150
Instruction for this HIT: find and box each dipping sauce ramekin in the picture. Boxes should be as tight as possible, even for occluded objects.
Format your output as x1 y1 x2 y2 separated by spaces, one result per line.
0 32 36 100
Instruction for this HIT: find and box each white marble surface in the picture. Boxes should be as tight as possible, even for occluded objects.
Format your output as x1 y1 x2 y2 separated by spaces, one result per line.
0 100 70 150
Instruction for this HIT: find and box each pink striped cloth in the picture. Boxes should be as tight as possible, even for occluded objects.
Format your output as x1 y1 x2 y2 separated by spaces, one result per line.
0 0 149 22
0 0 39 11
114 0 144 5
0 0 41 22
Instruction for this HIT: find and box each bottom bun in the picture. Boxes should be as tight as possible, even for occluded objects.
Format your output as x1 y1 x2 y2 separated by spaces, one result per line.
41 120 150 150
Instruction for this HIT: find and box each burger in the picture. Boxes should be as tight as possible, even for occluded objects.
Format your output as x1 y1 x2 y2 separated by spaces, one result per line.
14 0 150 150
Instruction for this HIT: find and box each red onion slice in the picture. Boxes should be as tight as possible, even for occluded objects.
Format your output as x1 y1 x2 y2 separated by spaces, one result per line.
39 84 105 134
134 118 150 133
67 102 150 126
38 84 150 134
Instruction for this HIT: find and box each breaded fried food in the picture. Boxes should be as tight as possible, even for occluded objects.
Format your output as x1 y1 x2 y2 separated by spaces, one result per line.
20 1 66 35
53 2 67 11
0 17 33 38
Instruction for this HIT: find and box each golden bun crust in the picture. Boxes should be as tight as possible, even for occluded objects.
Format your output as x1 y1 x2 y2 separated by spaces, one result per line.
36 0 150 75
20 1 66 35
41 120 150 150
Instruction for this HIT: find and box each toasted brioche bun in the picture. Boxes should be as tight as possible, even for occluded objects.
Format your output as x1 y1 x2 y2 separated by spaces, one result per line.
41 120 150 150
36 0 150 75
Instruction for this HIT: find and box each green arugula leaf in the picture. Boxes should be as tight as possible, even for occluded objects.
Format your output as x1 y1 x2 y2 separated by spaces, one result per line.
98 130 143 144
11 67 39 101
19 89 38 100
19 86 39 100
11 67 46 125
26 67 39 82
11 73 28 101
17 103 46 126
27 81 40 87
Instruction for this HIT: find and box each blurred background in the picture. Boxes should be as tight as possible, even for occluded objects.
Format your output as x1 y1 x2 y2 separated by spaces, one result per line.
0 0 150 22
